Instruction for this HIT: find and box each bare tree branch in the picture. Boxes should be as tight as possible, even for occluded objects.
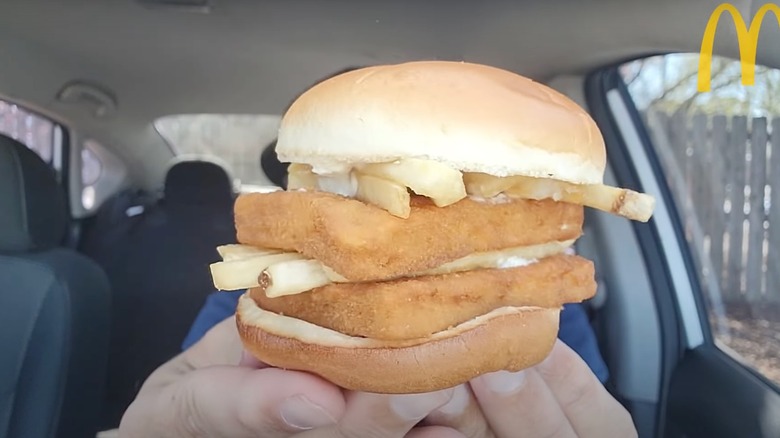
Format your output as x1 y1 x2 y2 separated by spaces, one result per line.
647 58 732 110
676 71 746 114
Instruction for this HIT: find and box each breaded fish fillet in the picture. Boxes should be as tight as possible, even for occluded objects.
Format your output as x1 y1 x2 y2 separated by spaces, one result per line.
250 254 595 340
235 191 584 282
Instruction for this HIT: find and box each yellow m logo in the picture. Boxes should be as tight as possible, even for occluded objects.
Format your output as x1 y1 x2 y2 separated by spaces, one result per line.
698 3 780 92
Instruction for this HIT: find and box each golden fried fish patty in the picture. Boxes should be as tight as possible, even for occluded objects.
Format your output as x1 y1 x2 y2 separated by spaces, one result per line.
235 190 584 282
250 254 595 340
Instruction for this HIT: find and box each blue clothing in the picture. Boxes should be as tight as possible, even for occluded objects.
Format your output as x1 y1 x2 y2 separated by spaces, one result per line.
183 291 609 383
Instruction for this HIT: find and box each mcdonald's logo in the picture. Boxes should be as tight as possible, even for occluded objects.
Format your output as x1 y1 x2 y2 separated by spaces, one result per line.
697 3 780 92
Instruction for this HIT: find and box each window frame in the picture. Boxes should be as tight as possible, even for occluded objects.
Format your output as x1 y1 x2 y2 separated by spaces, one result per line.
586 55 780 438
612 54 780 392
0 96 72 210
585 65 686 436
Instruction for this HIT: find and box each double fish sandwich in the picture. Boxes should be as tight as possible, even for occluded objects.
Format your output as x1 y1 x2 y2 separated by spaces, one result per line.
210 61 655 394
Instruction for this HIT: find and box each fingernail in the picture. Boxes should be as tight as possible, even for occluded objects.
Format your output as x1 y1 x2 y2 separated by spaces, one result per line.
390 389 455 421
279 395 337 430
478 370 526 394
436 385 470 416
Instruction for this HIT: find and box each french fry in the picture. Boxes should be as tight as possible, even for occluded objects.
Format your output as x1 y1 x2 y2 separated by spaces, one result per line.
354 172 411 218
210 253 304 291
597 186 654 222
288 163 311 173
462 172 516 198
254 261 346 296
503 176 655 222
262 259 333 297
321 265 348 282
501 176 564 201
358 158 467 207
216 244 283 261
287 163 319 190
287 161 654 221
317 173 357 197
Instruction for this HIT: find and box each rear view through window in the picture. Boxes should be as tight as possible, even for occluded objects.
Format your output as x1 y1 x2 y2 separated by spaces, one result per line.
155 114 282 191
621 54 780 385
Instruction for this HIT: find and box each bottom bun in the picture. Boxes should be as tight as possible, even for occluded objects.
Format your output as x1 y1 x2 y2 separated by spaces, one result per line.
236 293 561 393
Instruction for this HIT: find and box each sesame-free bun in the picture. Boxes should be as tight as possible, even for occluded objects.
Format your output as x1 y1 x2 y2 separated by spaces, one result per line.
235 293 560 393
276 60 606 185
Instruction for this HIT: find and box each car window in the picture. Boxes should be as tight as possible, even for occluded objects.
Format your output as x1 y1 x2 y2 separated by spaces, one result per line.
81 139 104 210
0 99 62 171
154 114 282 191
620 54 780 386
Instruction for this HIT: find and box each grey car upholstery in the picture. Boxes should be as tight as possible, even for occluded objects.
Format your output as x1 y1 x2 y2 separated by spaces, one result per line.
0 135 111 438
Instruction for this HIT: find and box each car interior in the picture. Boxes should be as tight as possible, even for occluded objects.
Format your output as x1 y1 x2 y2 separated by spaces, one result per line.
0 1 779 437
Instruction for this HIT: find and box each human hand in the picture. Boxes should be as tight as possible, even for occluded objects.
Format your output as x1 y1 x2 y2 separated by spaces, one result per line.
423 340 638 438
119 316 466 437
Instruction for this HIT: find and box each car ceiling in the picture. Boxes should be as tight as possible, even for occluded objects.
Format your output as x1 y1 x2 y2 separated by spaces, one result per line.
0 0 777 189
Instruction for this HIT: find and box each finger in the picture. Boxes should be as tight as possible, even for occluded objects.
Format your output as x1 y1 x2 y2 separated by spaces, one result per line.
470 368 577 438
296 389 455 438
424 385 494 438
190 318 270 369
139 316 268 392
405 426 469 438
536 340 637 437
239 349 268 368
120 366 346 438
191 316 246 366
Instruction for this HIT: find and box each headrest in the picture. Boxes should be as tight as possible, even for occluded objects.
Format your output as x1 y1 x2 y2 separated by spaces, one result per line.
260 140 289 188
164 160 234 205
0 135 68 253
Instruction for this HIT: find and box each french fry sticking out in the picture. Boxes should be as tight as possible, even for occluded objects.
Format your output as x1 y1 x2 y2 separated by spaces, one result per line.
354 172 411 218
262 259 333 297
357 158 467 207
464 173 655 222
216 244 283 261
210 253 304 291
503 177 655 222
554 183 653 222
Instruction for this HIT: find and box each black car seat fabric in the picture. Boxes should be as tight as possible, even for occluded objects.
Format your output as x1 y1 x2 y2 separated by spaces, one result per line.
0 135 111 438
82 159 236 429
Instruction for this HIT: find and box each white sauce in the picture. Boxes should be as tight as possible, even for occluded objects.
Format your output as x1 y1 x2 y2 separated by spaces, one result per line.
496 256 537 269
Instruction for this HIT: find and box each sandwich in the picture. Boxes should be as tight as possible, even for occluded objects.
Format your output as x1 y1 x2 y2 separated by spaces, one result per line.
209 60 655 393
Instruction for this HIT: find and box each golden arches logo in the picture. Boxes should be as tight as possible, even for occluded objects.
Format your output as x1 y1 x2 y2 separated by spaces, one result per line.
698 3 780 92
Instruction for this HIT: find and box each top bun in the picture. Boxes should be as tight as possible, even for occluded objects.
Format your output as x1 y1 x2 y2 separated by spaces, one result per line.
276 61 606 185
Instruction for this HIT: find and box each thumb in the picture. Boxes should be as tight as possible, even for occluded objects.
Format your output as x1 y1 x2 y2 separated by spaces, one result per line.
120 366 346 438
